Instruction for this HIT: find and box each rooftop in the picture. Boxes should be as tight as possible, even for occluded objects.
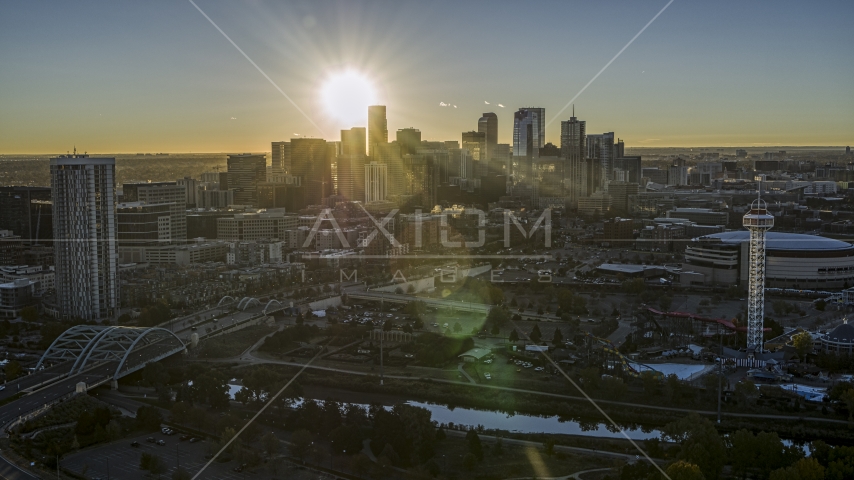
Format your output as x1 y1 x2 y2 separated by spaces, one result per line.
697 231 854 252
824 321 854 344
597 263 664 274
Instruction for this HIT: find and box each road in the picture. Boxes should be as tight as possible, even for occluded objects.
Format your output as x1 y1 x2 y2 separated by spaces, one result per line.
457 363 476 384
0 453 37 480
0 361 75 403
607 318 634 347
0 361 119 430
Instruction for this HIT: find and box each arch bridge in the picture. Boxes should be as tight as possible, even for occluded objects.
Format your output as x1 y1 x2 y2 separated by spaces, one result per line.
36 325 186 380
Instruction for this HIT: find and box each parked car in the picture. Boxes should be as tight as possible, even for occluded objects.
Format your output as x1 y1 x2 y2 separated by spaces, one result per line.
130 441 140 448
180 435 191 441
189 437 200 443
156 440 166 446
484 373 492 380
146 437 156 443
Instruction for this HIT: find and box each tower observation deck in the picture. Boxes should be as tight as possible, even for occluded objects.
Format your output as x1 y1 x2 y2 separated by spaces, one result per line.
743 199 774 354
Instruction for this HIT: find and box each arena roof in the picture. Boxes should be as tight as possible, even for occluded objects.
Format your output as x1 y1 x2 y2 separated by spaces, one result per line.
824 322 854 344
697 231 854 252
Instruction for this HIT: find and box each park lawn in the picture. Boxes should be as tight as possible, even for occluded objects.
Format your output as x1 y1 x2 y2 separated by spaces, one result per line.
198 324 279 359
432 433 616 479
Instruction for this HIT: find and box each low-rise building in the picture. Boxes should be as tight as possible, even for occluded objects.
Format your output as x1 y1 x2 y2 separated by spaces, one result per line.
0 278 39 318
0 265 54 293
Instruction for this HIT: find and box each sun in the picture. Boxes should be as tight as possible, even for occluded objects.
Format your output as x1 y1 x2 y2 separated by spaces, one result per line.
321 70 377 126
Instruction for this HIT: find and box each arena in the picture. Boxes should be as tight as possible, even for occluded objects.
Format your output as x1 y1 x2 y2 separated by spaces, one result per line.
682 231 854 290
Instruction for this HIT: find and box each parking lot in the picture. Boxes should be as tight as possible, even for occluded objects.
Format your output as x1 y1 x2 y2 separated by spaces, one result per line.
60 429 318 480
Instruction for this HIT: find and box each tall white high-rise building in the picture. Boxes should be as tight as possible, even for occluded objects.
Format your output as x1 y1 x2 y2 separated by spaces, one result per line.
365 161 388 203
51 153 119 322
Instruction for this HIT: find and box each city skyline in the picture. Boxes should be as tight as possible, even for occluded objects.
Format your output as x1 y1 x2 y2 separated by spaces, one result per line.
1 1 852 153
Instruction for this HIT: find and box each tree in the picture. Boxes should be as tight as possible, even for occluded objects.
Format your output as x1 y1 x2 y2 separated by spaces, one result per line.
20 306 38 322
262 432 279 459
530 323 542 343
792 331 814 358
728 429 756 478
105 420 123 441
665 461 705 480
770 457 825 480
466 430 483 461
580 367 600 389
149 455 167 477
509 329 519 343
734 380 758 405
552 327 564 345
462 452 477 471
662 414 725 479
142 362 169 388
219 427 237 453
330 425 363 455
543 439 555 456
136 406 163 431
290 429 314 462
622 278 646 295
4 360 23 381
486 307 510 328
453 322 462 333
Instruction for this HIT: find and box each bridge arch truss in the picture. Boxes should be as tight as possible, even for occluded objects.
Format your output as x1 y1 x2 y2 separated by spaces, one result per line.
36 326 186 380
237 297 260 311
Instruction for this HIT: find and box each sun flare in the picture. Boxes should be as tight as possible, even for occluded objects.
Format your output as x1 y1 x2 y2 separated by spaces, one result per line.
321 70 377 125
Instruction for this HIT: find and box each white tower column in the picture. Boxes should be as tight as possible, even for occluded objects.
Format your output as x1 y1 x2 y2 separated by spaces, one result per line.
743 199 774 354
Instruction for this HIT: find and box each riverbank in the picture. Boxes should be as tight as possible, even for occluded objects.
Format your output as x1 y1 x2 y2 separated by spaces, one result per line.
289 368 854 446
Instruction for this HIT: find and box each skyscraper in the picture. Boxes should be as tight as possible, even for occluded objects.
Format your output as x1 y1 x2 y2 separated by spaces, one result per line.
122 181 187 243
461 131 487 176
290 138 332 206
271 141 291 174
0 186 52 244
365 162 388 203
478 112 498 161
50 153 118 322
368 105 388 158
226 154 266 206
341 127 367 156
513 108 545 186
338 127 367 202
561 114 586 205
397 128 422 156
404 151 439 208
512 108 545 158
373 142 404 197
586 132 615 191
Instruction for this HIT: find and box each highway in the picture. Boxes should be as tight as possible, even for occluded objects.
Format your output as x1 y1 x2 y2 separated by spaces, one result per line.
0 361 75 403
0 452 37 480
0 361 118 431
1 338 185 432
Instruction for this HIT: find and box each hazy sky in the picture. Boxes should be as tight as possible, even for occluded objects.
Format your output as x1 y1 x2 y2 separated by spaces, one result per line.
1 1 852 153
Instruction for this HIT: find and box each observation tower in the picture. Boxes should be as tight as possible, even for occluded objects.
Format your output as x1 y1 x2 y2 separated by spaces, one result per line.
743 198 774 355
